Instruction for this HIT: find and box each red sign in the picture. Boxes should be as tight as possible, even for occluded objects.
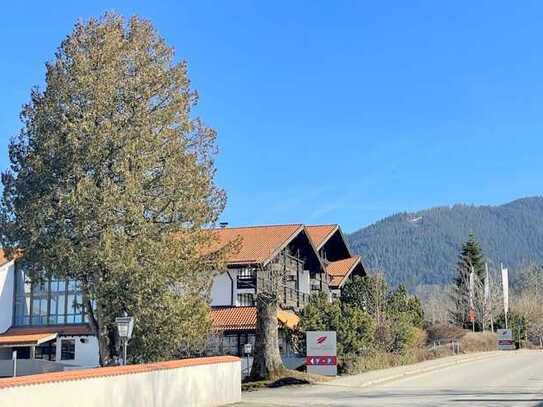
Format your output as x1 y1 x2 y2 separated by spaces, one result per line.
468 309 476 322
305 356 337 366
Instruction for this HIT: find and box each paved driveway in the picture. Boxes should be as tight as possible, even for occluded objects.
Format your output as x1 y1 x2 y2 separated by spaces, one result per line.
237 350 543 406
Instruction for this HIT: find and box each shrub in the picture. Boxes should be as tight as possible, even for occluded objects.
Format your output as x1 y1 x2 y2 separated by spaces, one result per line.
299 293 375 358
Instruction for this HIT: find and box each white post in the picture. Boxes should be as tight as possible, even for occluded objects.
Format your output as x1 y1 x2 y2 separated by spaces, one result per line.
501 264 509 330
12 350 17 377
123 339 128 366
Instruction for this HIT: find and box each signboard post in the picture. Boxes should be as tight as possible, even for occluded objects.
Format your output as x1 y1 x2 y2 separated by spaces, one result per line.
497 329 514 350
306 331 337 376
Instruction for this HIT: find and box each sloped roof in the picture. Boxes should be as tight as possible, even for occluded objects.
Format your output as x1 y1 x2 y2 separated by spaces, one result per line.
211 224 305 266
211 307 257 331
211 307 299 331
326 256 361 288
1 325 93 337
0 332 57 347
305 225 339 250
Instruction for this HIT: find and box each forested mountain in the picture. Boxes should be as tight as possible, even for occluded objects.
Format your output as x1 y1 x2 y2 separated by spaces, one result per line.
348 197 543 289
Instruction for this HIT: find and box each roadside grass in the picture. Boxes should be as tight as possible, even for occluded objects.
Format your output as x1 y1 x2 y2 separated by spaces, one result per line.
459 331 497 352
242 329 500 390
341 330 498 375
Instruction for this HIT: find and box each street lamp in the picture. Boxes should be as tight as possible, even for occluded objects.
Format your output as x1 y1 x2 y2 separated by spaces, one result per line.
115 313 134 365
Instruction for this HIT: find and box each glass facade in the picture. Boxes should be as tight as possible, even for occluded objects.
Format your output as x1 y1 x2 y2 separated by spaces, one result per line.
14 269 86 326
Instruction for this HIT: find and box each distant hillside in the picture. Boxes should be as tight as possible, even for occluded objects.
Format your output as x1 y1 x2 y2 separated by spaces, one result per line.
348 197 543 288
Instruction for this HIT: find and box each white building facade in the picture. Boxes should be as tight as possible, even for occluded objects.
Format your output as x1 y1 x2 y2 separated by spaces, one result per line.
0 256 99 377
0 223 365 377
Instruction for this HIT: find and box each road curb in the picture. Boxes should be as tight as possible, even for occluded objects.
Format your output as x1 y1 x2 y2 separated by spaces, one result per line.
324 351 518 389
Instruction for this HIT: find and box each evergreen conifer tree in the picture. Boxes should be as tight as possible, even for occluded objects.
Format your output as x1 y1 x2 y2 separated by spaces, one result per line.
450 234 486 328
0 14 229 364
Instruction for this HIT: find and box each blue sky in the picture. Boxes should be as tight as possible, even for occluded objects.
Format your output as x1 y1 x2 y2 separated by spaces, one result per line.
1 2 543 232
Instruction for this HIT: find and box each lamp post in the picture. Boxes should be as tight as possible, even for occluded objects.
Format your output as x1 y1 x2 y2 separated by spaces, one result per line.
115 313 134 365
243 343 253 376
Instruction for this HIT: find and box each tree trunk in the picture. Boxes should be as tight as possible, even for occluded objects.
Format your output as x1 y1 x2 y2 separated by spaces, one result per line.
86 299 111 366
250 294 284 380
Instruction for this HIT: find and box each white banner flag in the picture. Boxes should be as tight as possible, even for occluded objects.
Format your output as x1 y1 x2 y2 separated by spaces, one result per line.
501 266 509 315
484 265 490 306
469 268 475 309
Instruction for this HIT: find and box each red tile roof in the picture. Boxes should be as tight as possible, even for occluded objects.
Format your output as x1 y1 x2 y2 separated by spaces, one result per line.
1 325 93 337
0 356 239 390
211 224 304 265
211 307 257 331
305 225 338 249
211 307 299 330
326 256 361 288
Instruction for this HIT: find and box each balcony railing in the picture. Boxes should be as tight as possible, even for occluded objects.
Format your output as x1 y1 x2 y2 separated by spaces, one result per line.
237 276 256 289
281 285 310 310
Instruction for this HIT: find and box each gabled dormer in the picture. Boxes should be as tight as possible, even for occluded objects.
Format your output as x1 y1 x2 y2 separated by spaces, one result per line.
209 224 327 309
306 224 367 295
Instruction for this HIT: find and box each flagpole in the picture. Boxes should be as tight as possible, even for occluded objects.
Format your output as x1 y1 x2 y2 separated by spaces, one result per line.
486 263 494 333
470 266 475 332
483 263 487 333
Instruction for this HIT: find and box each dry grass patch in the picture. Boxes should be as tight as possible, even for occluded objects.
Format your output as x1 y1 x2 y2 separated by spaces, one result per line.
242 369 332 392
459 331 497 352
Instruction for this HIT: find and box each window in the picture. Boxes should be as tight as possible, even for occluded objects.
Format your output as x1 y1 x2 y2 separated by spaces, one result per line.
239 333 255 355
222 335 239 355
237 293 254 306
13 269 87 327
237 268 256 289
238 268 255 279
61 339 75 360
35 342 56 361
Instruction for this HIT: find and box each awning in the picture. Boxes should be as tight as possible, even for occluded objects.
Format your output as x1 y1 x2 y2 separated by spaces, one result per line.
277 310 299 329
0 332 57 347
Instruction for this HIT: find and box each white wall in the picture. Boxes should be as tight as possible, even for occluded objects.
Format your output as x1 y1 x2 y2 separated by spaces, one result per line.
0 357 241 407
56 335 100 368
330 288 341 298
0 261 14 333
210 270 235 306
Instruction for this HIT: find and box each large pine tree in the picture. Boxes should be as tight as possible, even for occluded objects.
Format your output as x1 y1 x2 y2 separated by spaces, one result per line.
0 14 229 364
450 234 486 327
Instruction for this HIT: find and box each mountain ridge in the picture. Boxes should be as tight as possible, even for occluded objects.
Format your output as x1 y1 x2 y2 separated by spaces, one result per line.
347 196 543 288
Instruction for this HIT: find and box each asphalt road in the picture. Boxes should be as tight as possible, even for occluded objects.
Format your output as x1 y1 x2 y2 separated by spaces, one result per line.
238 350 543 407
